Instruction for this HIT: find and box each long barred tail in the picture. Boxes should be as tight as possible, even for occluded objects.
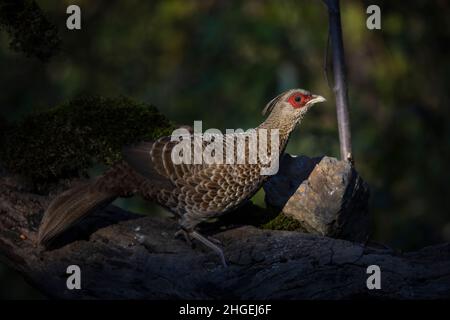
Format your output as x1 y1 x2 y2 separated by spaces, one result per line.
37 180 117 245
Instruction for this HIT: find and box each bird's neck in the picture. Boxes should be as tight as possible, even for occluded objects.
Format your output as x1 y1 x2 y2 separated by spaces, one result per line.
257 112 299 152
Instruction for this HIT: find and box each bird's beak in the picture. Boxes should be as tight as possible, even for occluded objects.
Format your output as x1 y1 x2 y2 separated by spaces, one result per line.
306 94 326 107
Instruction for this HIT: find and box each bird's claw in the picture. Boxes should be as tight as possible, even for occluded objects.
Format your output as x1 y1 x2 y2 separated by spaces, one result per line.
174 229 192 247
207 236 222 246
174 229 227 267
190 231 228 267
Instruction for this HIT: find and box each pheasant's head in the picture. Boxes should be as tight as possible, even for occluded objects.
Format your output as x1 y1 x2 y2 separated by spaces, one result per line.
262 89 325 129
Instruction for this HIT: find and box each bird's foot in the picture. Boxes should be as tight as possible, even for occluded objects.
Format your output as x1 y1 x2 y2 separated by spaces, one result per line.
175 229 227 267
207 235 222 246
174 229 192 247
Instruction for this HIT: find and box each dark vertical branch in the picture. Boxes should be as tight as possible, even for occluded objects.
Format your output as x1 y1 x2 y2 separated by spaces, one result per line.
323 0 353 163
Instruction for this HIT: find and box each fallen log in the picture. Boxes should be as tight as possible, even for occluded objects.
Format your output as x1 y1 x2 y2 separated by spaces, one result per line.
0 173 449 299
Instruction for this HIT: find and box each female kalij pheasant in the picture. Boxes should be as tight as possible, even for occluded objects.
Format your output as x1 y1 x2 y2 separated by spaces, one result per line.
38 89 325 266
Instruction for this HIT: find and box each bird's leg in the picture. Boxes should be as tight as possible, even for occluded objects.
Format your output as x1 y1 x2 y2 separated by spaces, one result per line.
174 229 192 246
207 235 222 246
190 230 228 267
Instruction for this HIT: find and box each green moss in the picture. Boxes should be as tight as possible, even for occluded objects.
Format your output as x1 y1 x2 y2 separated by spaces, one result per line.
261 212 306 231
199 202 306 233
0 96 175 184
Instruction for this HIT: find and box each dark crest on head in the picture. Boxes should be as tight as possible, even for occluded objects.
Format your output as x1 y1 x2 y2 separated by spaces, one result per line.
262 92 285 117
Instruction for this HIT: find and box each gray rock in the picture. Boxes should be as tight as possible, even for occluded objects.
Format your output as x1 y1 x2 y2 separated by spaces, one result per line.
264 154 370 242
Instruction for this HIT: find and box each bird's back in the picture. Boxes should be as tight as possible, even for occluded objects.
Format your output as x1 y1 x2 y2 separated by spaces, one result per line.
120 130 280 228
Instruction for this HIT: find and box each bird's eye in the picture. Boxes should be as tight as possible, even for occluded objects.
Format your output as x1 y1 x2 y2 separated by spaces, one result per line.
287 92 306 108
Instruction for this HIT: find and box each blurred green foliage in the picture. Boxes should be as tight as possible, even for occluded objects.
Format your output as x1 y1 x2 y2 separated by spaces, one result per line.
0 0 60 60
1 0 450 298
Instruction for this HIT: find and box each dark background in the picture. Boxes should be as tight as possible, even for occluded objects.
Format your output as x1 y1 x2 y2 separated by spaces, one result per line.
1 0 449 298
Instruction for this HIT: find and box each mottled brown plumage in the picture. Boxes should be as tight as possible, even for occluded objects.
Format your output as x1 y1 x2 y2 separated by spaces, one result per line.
38 89 325 266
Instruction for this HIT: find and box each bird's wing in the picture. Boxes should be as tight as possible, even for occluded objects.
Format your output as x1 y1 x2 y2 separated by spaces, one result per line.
122 135 207 186
123 131 263 187
122 138 178 188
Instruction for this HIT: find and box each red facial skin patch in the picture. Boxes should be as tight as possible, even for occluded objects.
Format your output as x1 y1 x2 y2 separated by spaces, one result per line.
287 92 312 109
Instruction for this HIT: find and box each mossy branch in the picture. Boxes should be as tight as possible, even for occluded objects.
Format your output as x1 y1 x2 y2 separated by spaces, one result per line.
0 96 174 186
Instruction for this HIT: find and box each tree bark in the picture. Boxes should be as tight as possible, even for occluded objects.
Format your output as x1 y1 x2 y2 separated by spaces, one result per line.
0 173 449 299
324 0 353 162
